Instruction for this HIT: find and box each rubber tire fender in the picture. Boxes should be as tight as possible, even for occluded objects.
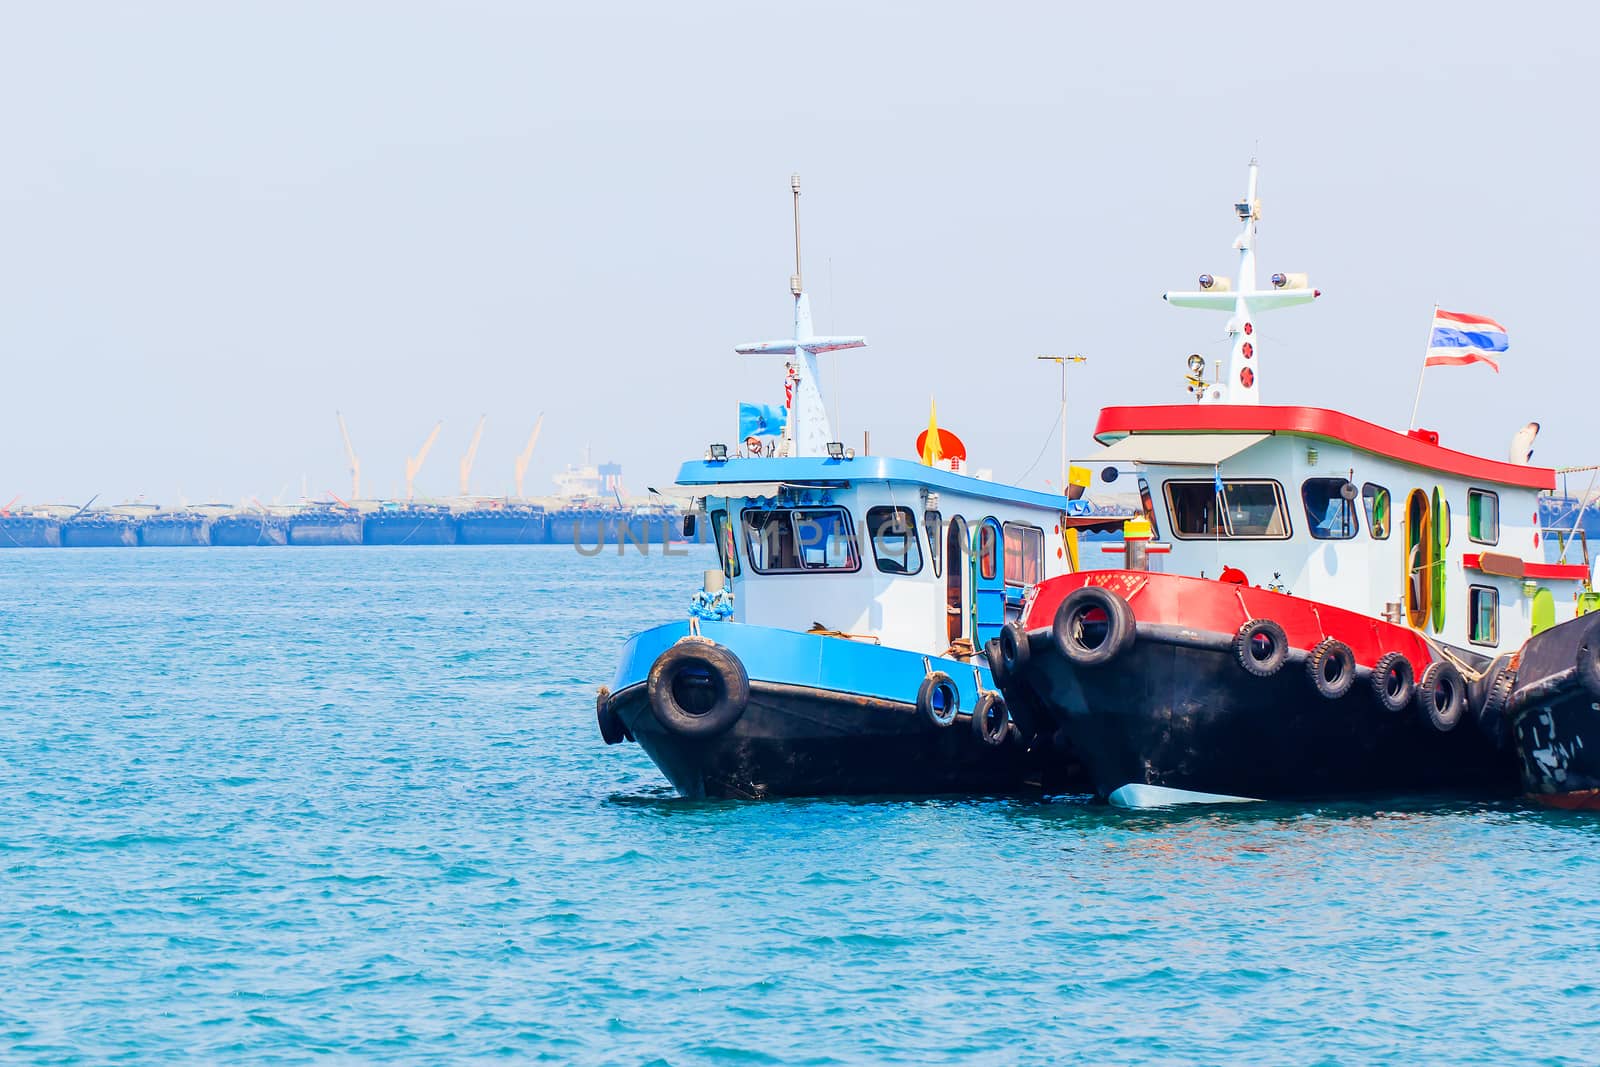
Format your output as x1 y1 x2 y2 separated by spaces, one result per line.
1052 586 1135 668
1416 660 1467 733
1234 618 1289 678
1476 663 1518 750
972 691 1011 746
1306 638 1357 700
596 686 628 745
984 638 1009 688
1369 652 1415 714
999 620 1033 681
917 671 961 728
646 641 750 738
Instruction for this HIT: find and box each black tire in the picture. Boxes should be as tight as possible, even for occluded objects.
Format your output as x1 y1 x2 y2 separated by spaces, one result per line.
999 620 1032 680
1476 663 1518 749
1306 638 1357 700
1001 681 1045 746
917 671 960 728
1369 651 1415 713
1416 661 1466 733
1052 586 1135 668
1234 618 1289 678
1578 637 1600 701
972 691 1010 746
646 641 750 738
984 638 1009 688
596 686 627 745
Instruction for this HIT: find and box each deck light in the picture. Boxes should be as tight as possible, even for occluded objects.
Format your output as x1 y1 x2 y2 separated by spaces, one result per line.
708 443 729 462
1199 273 1215 289
844 448 856 460
826 441 846 459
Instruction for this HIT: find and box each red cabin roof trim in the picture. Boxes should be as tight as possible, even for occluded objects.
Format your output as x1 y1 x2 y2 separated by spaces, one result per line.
1092 405 1555 491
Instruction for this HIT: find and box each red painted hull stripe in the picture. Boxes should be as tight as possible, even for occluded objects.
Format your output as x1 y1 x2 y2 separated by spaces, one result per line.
1461 552 1589 581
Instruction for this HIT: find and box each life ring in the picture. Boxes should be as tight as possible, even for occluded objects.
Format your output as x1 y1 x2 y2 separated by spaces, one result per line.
1233 618 1288 678
1369 651 1415 713
917 671 960 728
596 686 628 745
646 641 750 738
972 691 1010 746
1052 586 1135 668
999 620 1032 680
1306 637 1356 700
1416 661 1466 733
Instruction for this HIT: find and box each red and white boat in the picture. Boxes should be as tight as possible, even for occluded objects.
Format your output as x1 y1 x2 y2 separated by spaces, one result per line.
991 164 1600 807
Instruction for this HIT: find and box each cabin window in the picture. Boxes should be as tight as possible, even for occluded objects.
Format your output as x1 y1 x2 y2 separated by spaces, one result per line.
1137 475 1160 540
866 506 923 575
924 510 943 577
1003 523 1045 588
1469 586 1499 646
1301 478 1360 540
1362 483 1391 540
741 507 859 574
978 522 998 579
1468 489 1500 545
710 509 741 577
1163 480 1291 539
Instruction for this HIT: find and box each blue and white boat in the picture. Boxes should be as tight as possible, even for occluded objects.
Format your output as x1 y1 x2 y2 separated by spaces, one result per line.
596 177 1110 798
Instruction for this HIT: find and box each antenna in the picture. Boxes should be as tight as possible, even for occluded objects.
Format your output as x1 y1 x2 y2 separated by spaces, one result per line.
459 414 487 496
790 173 803 296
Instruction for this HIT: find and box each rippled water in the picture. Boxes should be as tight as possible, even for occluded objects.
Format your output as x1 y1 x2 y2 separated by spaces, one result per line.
2 546 1598 1063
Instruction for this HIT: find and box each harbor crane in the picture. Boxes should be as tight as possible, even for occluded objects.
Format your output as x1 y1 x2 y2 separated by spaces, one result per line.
406 420 444 501
336 411 362 501
459 415 487 496
514 413 545 499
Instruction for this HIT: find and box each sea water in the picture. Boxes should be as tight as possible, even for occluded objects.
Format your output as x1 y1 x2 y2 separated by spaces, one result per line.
1 546 1597 1064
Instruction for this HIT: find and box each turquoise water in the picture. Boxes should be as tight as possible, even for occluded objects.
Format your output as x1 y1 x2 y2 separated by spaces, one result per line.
2 546 1597 1063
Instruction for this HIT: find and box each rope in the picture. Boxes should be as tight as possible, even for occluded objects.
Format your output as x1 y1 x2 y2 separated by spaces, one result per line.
805 625 880 645
1415 630 1487 683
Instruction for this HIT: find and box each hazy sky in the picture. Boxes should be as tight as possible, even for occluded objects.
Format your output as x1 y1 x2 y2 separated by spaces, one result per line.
1 2 1595 506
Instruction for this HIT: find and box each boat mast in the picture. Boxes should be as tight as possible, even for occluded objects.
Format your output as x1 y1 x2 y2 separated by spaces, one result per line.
1163 161 1319 404
734 175 866 457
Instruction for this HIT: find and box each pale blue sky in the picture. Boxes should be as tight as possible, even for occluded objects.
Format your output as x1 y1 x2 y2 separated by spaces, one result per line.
0 2 1594 504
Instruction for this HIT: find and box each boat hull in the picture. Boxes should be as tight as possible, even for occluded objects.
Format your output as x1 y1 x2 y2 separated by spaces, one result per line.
455 510 547 545
1508 612 1600 807
288 512 362 546
209 516 290 546
606 620 1052 799
0 518 62 548
363 512 457 546
138 518 212 547
61 520 138 548
1007 571 1514 802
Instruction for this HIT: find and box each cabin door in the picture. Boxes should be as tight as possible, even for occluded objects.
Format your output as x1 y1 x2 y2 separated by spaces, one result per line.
1404 489 1432 629
946 517 968 647
974 517 1005 648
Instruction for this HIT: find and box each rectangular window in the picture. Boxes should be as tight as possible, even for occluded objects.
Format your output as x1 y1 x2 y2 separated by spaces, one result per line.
924 510 943 577
1301 478 1360 540
710 509 740 577
867 506 923 575
1163 480 1291 540
1469 585 1499 646
978 522 998 579
741 507 859 574
1468 489 1500 545
1003 523 1045 588
1362 483 1391 540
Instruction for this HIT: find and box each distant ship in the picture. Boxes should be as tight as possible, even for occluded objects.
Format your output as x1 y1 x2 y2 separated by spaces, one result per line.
454 502 547 545
211 510 290 547
363 502 457 546
288 506 362 546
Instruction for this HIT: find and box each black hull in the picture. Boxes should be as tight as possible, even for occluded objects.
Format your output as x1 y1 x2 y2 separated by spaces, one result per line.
0 519 61 548
139 520 212 547
455 514 547 545
1015 626 1515 801
288 516 362 546
611 681 1045 799
1509 613 1600 806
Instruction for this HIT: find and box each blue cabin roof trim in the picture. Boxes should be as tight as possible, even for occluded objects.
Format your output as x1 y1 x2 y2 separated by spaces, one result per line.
676 456 1070 511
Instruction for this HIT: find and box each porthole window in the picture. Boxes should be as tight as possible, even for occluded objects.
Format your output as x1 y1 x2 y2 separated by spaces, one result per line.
1362 483 1391 540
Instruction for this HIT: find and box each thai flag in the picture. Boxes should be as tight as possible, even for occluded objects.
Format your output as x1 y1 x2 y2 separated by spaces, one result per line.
1425 309 1508 372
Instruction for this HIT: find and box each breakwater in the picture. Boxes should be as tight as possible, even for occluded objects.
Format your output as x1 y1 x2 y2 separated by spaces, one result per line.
0 504 688 548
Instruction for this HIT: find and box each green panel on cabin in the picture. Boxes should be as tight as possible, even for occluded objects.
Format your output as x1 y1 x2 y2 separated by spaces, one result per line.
1430 487 1447 633
1531 587 1556 635
1579 591 1600 616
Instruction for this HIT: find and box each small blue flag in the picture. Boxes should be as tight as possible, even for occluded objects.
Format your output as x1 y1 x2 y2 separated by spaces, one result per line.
1214 467 1224 496
739 402 787 440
